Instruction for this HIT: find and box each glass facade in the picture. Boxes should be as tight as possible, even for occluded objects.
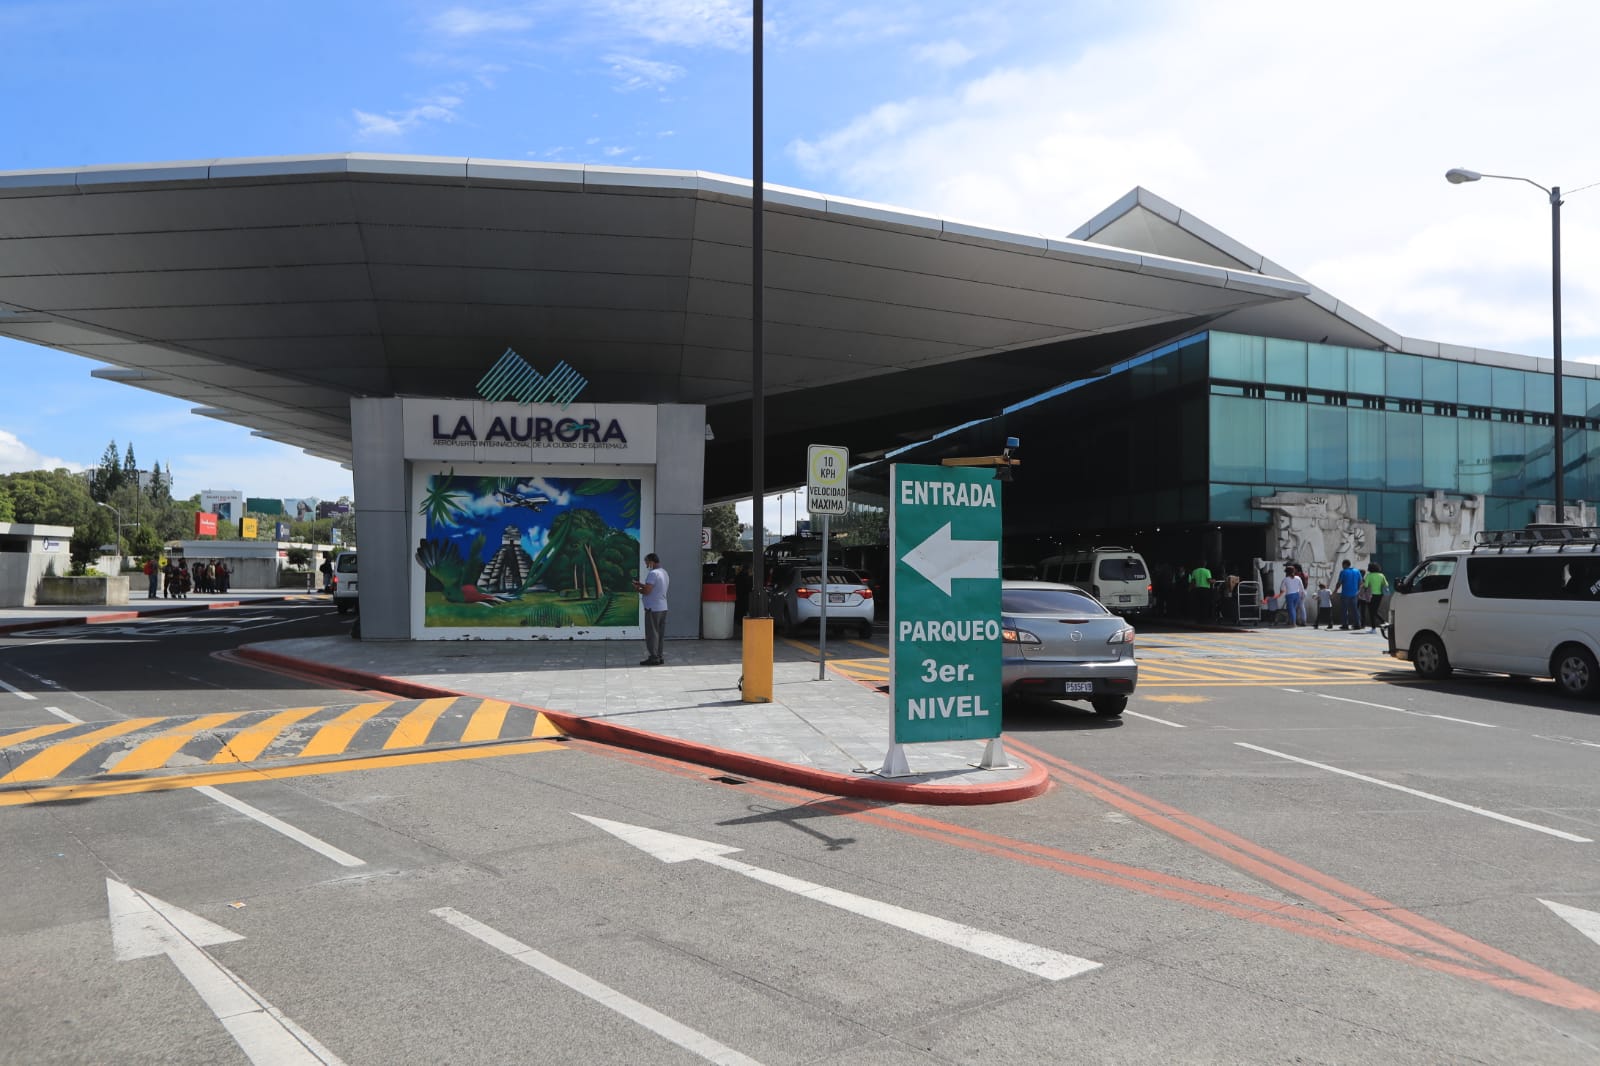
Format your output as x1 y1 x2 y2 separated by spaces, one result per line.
850 328 1591 584
1206 330 1594 574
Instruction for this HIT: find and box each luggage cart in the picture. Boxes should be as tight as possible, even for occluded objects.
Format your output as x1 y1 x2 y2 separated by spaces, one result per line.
1235 580 1262 625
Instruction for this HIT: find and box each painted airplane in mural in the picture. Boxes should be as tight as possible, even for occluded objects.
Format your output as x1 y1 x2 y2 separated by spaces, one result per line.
494 488 551 511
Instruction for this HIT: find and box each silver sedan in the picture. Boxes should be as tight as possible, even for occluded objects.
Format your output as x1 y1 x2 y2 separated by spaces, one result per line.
1000 580 1137 716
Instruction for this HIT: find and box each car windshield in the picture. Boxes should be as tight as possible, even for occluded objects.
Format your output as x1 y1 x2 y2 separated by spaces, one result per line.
336 555 358 573
800 569 860 585
1002 588 1109 615
1098 557 1146 581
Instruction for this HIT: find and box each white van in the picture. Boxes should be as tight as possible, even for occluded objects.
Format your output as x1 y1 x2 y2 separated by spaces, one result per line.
1388 528 1600 697
1038 546 1152 616
331 550 359 614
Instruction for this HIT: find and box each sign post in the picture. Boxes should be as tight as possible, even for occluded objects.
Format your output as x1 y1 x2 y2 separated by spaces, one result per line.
882 463 1004 775
807 444 849 679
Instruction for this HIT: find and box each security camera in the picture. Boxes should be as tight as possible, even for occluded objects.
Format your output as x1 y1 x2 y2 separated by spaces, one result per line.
1002 436 1019 460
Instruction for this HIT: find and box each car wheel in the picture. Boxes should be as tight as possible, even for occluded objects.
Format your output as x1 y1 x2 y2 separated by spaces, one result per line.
1411 633 1452 679
1091 695 1127 716
858 621 873 639
335 602 349 615
1553 644 1600 699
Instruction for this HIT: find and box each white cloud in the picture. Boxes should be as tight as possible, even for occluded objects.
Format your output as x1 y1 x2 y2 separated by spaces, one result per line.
353 95 464 139
788 0 1600 360
429 7 536 37
912 39 974 69
0 429 83 475
604 53 685 92
600 0 749 50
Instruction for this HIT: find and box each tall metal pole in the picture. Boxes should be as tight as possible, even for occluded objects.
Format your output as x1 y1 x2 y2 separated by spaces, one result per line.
1551 185 1565 523
749 0 767 616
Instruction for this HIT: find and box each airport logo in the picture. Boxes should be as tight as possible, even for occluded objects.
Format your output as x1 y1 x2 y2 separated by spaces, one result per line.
476 348 588 408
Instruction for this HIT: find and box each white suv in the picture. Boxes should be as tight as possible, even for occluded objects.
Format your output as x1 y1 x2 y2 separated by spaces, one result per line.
331 551 359 614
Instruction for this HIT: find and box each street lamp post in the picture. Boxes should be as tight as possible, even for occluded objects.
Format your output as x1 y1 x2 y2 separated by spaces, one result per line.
1445 167 1567 522
95 501 125 554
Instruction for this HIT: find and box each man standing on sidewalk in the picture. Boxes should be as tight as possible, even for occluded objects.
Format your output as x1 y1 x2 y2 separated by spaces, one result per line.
1336 559 1363 630
633 553 670 665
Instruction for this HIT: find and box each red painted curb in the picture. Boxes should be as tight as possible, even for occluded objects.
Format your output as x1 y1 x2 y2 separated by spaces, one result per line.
234 646 1048 806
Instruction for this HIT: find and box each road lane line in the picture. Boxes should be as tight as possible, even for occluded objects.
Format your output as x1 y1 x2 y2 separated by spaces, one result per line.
1123 710 1185 728
1315 692 1497 727
211 706 325 764
1235 743 1592 842
458 699 511 744
0 717 165 783
433 907 765 1066
1541 899 1600 948
44 706 83 724
381 697 456 750
0 678 37 700
194 785 366 867
297 702 392 758
111 713 247 774
0 722 76 748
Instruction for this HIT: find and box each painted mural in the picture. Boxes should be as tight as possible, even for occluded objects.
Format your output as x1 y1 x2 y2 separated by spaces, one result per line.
415 471 642 630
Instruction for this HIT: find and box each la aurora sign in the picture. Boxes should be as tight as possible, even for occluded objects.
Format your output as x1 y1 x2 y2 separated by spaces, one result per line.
401 399 658 464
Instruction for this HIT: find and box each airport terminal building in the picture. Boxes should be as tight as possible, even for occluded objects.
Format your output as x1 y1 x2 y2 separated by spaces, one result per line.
0 156 1589 636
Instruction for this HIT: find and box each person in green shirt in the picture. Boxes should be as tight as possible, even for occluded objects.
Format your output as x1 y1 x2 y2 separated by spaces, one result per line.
1189 562 1213 624
1360 562 1391 631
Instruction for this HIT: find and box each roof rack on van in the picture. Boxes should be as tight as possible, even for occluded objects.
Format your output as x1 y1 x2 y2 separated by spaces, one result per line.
1472 526 1600 553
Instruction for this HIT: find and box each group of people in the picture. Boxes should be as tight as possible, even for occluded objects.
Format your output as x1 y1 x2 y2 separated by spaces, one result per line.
1277 559 1390 631
142 558 231 599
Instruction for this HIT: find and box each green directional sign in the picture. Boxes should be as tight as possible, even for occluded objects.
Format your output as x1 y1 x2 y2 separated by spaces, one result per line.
891 463 1002 744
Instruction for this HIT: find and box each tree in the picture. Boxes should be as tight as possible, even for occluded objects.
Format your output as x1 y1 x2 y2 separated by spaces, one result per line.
703 503 742 555
122 443 138 483
0 484 12 523
92 440 124 500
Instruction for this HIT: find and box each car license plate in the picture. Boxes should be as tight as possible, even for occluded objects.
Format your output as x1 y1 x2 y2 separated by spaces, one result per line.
1062 681 1093 693
1118 595 1131 602
828 593 846 604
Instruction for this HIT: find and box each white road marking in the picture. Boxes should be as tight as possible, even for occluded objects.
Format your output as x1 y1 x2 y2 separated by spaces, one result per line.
194 786 366 867
433 907 765 1066
44 706 83 724
1123 710 1185 728
0 678 36 700
1315 692 1497 728
1534 734 1600 750
1541 899 1600 948
107 880 346 1065
576 814 1101 980
1235 743 1592 843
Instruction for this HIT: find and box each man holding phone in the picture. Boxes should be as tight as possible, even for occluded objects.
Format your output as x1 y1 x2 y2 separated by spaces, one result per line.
633 553 670 665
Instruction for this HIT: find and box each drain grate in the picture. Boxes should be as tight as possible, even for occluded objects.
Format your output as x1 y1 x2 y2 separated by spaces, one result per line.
711 775 747 785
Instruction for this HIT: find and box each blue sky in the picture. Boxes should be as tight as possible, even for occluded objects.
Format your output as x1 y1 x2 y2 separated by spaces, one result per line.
3 0 1599 522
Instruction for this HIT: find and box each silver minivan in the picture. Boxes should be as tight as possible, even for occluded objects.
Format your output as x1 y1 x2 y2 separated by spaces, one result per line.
1388 531 1600 697
1036 546 1152 617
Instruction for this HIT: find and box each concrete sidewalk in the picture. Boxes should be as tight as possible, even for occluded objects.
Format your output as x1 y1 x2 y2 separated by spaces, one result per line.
237 634 1046 805
0 589 314 635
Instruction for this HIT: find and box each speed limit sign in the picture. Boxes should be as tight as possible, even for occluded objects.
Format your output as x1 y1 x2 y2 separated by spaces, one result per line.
807 444 849 516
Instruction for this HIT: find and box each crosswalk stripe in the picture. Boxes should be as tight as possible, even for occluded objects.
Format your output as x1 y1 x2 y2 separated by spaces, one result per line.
0 717 165 783
211 706 325 764
459 699 511 743
0 722 76 750
298 701 392 758
109 712 246 774
382 697 457 750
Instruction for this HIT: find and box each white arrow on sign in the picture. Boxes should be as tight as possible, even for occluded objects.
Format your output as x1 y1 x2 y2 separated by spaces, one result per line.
1541 898 1600 948
901 521 998 595
575 814 1099 981
107 879 346 1065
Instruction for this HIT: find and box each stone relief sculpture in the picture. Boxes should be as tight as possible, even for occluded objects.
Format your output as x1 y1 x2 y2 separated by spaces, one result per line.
1415 491 1484 556
1534 501 1597 528
1250 492 1375 595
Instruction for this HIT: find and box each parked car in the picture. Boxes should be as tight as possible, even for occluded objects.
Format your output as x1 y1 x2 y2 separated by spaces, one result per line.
1000 580 1137 715
332 550 359 614
770 564 875 638
1036 546 1153 617
1389 528 1600 697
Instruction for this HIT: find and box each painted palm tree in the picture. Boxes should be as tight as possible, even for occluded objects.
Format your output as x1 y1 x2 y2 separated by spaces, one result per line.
529 509 610 598
574 478 640 523
419 473 470 529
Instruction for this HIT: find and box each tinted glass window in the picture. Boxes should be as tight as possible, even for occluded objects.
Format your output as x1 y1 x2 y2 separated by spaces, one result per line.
336 555 358 573
1466 556 1600 600
1002 588 1109 615
1098 557 1148 581
799 569 860 585
1405 557 1455 593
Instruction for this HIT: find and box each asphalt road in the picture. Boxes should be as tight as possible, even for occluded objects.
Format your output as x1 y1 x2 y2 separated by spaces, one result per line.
2 610 1600 1064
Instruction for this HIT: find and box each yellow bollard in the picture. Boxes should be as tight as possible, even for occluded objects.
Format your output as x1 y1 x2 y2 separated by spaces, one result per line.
741 617 774 702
